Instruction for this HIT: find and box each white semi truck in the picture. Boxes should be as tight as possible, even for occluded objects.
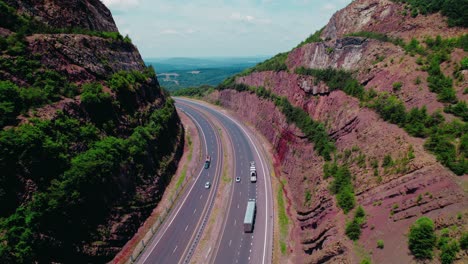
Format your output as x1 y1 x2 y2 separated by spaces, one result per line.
243 199 256 233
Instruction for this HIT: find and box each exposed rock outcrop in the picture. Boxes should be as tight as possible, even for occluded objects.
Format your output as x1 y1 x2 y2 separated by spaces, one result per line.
4 0 118 32
0 1 183 262
210 0 468 263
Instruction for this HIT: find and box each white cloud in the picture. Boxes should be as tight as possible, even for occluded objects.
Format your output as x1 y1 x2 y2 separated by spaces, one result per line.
102 0 140 9
160 29 181 35
230 12 271 25
322 3 337 11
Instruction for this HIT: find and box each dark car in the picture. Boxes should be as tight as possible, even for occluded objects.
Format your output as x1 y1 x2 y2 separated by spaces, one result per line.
204 155 211 169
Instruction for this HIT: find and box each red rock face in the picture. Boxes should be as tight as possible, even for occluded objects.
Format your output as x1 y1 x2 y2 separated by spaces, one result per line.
211 0 467 263
5 0 118 32
322 0 464 41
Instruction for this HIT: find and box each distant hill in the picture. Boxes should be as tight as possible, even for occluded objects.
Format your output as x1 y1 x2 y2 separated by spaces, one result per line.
146 57 269 91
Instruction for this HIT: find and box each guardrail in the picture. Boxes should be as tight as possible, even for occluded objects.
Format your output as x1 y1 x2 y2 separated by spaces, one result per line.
126 165 196 264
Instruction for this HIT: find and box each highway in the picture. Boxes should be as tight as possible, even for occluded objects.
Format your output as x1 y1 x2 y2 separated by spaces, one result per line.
135 98 273 264
136 101 223 264
175 98 273 264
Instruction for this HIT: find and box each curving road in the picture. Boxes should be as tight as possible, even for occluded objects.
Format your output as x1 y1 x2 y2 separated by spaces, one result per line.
176 98 273 264
136 102 223 264
135 98 273 264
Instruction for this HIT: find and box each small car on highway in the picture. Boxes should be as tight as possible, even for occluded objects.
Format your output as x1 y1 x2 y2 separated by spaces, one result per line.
235 177 241 182
204 181 211 189
204 155 211 169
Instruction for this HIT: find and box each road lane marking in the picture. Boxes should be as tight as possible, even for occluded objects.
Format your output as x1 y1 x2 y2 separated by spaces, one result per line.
178 99 273 264
234 219 236 226
172 246 178 255
229 240 232 247
139 107 209 264
185 225 188 232
193 208 197 215
200 194 203 200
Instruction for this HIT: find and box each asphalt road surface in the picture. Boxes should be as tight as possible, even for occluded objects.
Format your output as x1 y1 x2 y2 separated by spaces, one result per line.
136 101 223 264
175 98 273 264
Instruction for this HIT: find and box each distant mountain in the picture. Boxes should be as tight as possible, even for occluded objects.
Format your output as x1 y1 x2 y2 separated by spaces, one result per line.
146 57 269 90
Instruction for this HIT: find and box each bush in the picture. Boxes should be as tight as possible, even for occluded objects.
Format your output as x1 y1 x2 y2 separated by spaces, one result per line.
408 217 436 259
382 155 394 167
295 67 365 99
296 27 324 48
371 93 407 125
460 232 468 250
171 85 214 97
0 81 22 127
440 240 460 264
345 219 361 241
81 83 110 105
444 101 468 121
249 52 289 73
392 0 468 27
377 239 384 249
392 82 403 91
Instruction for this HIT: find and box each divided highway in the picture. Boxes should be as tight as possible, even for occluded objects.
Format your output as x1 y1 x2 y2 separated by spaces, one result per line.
136 102 222 264
176 98 273 264
136 98 273 264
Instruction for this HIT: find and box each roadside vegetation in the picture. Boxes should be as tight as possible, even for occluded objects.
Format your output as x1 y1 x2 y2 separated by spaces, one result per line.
171 85 215 97
0 99 180 262
391 0 468 27
277 180 289 255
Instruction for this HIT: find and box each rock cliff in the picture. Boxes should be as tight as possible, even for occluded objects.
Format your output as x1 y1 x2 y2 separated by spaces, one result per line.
0 0 182 262
4 0 118 32
209 0 467 263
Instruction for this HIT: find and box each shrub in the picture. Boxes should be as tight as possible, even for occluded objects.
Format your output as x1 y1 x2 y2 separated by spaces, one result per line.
382 155 394 167
408 217 436 259
81 83 111 105
444 101 468 121
297 27 324 48
0 81 22 127
377 239 384 249
345 219 361 240
251 52 289 73
392 82 403 91
460 232 468 250
440 240 460 264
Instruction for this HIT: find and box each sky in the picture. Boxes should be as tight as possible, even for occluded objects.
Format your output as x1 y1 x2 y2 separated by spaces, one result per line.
101 0 352 59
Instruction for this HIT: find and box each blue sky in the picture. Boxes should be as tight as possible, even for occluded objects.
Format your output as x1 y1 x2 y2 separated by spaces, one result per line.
102 0 352 59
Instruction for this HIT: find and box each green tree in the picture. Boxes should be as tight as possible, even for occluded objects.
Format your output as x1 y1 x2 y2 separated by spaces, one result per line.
0 81 22 126
346 219 361 240
408 217 436 259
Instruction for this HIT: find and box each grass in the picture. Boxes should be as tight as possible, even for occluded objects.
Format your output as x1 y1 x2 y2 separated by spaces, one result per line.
277 180 289 255
174 133 193 190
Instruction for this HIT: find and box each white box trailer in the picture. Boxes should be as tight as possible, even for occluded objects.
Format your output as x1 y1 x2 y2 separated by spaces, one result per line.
243 199 256 233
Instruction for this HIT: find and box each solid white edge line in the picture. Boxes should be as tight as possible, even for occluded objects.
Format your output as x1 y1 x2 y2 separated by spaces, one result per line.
139 107 209 264
178 99 270 264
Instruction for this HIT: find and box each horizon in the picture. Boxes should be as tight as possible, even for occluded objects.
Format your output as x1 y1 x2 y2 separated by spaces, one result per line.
102 0 352 58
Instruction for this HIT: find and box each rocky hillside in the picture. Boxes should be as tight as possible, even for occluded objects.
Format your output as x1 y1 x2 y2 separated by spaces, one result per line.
0 0 183 263
207 0 467 263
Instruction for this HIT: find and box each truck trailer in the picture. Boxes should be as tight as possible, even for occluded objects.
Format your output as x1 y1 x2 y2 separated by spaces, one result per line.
243 199 256 233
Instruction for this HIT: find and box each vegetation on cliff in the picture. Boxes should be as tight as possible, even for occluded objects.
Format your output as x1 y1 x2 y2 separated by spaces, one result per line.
295 66 467 175
0 0 182 262
392 0 468 27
